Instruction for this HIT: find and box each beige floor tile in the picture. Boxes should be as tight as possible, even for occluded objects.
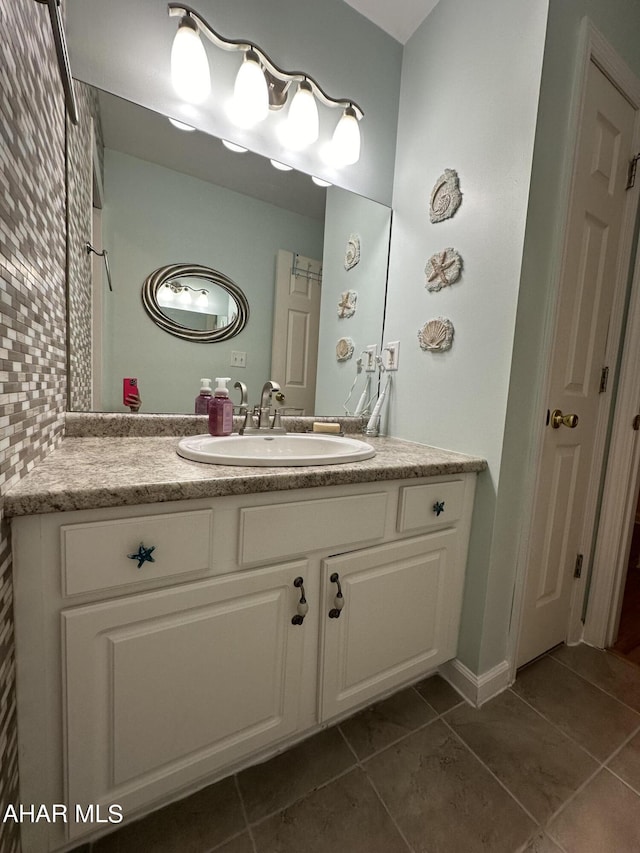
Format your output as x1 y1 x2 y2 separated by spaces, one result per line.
548 769 640 852
446 689 597 821
513 655 640 759
414 673 463 714
608 730 640 792
252 768 408 853
364 719 535 852
521 831 564 852
211 833 254 853
339 686 436 759
92 776 244 852
551 644 640 711
237 727 355 823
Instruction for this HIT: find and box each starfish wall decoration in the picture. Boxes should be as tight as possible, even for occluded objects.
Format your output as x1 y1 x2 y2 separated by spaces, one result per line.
425 248 462 292
337 290 358 318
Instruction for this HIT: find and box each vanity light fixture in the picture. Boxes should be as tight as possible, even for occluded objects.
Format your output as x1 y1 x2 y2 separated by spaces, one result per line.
168 3 363 163
221 140 248 153
170 13 211 103
163 281 208 308
270 159 293 171
168 117 196 131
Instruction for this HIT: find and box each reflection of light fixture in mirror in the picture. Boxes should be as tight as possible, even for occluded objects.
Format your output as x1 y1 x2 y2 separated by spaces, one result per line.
283 80 319 150
168 3 363 165
196 290 209 309
163 281 208 309
312 176 332 187
327 106 361 167
170 14 211 104
270 160 292 171
222 140 248 153
168 117 196 131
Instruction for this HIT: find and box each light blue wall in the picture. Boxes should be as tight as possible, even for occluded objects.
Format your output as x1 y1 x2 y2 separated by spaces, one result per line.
315 188 391 416
102 149 323 413
383 0 549 673
66 0 403 204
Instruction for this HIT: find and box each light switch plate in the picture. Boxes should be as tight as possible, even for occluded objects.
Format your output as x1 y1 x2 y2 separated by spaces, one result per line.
231 351 247 368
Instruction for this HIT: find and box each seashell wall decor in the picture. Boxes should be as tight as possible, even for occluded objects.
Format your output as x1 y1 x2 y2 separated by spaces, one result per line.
425 248 462 292
429 169 462 224
336 336 355 361
418 317 454 352
337 289 358 318
344 234 361 271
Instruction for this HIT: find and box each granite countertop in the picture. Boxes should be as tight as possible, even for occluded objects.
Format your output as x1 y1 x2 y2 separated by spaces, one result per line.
4 433 487 517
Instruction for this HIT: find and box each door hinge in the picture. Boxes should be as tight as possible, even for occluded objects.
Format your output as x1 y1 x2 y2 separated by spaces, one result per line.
633 414 640 431
628 154 640 190
599 366 609 393
574 554 584 579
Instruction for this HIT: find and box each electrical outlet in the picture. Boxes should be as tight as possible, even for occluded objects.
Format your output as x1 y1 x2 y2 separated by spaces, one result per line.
382 341 400 371
364 344 378 372
230 351 247 368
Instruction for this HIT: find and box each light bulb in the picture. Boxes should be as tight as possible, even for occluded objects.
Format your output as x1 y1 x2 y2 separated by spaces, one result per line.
168 117 195 132
328 106 361 166
171 16 211 105
178 287 192 306
228 49 268 128
283 81 319 150
196 291 209 309
222 140 248 153
270 159 293 171
312 176 332 187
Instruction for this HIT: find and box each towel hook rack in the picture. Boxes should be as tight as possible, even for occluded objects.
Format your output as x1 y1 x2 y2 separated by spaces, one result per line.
86 242 113 292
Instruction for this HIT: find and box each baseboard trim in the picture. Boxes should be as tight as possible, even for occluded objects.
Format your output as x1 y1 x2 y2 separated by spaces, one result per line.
439 658 511 707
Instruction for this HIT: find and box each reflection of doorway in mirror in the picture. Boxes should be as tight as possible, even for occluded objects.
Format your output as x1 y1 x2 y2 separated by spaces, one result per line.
271 250 322 415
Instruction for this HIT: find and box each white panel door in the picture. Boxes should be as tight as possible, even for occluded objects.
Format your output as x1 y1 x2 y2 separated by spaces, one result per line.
62 561 310 836
320 531 462 721
271 249 322 414
517 61 637 666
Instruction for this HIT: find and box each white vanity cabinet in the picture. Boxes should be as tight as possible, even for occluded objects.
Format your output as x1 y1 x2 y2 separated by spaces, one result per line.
11 473 477 852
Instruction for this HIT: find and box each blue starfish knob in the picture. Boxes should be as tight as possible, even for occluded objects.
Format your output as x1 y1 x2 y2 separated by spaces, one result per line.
433 501 445 517
127 543 156 569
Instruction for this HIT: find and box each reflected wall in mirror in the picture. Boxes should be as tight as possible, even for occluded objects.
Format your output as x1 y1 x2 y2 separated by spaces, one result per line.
66 84 392 415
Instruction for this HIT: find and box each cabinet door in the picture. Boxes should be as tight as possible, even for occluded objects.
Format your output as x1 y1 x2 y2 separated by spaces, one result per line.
63 561 311 835
320 531 461 721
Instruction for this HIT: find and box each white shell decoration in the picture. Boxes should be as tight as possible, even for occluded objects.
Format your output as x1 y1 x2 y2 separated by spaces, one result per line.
344 234 361 270
418 318 454 352
337 289 358 318
336 336 355 361
429 169 462 223
425 248 462 292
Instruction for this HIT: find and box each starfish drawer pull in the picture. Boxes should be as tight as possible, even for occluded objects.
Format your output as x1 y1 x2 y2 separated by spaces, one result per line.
433 501 445 517
127 543 156 569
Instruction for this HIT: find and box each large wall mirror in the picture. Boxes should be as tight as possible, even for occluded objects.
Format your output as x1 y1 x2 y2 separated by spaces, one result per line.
67 85 391 415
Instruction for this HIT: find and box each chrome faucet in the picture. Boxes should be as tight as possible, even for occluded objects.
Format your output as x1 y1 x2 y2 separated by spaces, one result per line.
239 380 287 435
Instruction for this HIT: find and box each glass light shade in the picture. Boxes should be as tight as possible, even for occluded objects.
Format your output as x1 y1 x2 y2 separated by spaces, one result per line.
196 291 209 309
229 51 269 128
330 107 361 166
168 117 196 132
171 18 211 104
283 82 319 150
178 287 192 306
270 159 293 171
312 176 332 187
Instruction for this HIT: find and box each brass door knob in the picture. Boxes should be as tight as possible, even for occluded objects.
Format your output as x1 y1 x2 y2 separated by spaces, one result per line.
550 409 579 429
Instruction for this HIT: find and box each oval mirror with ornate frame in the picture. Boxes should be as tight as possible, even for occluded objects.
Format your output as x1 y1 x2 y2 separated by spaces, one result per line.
141 263 250 343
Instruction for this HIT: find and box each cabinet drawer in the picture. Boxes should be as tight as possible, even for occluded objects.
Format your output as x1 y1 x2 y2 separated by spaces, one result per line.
61 510 214 596
239 492 387 565
397 480 465 532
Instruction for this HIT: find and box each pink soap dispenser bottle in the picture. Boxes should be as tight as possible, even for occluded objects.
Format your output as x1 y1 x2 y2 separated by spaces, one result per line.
208 377 234 436
195 378 212 415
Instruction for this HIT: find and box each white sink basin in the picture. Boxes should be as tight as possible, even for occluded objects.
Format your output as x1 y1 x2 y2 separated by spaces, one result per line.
177 433 376 466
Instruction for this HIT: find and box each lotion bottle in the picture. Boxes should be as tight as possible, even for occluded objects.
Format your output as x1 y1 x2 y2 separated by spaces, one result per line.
208 377 234 436
195 378 212 415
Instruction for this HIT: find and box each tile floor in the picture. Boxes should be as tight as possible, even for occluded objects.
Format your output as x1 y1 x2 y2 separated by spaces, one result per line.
76 643 640 853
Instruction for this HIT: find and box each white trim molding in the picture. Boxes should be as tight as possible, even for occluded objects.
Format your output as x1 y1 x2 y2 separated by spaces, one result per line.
439 658 511 708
